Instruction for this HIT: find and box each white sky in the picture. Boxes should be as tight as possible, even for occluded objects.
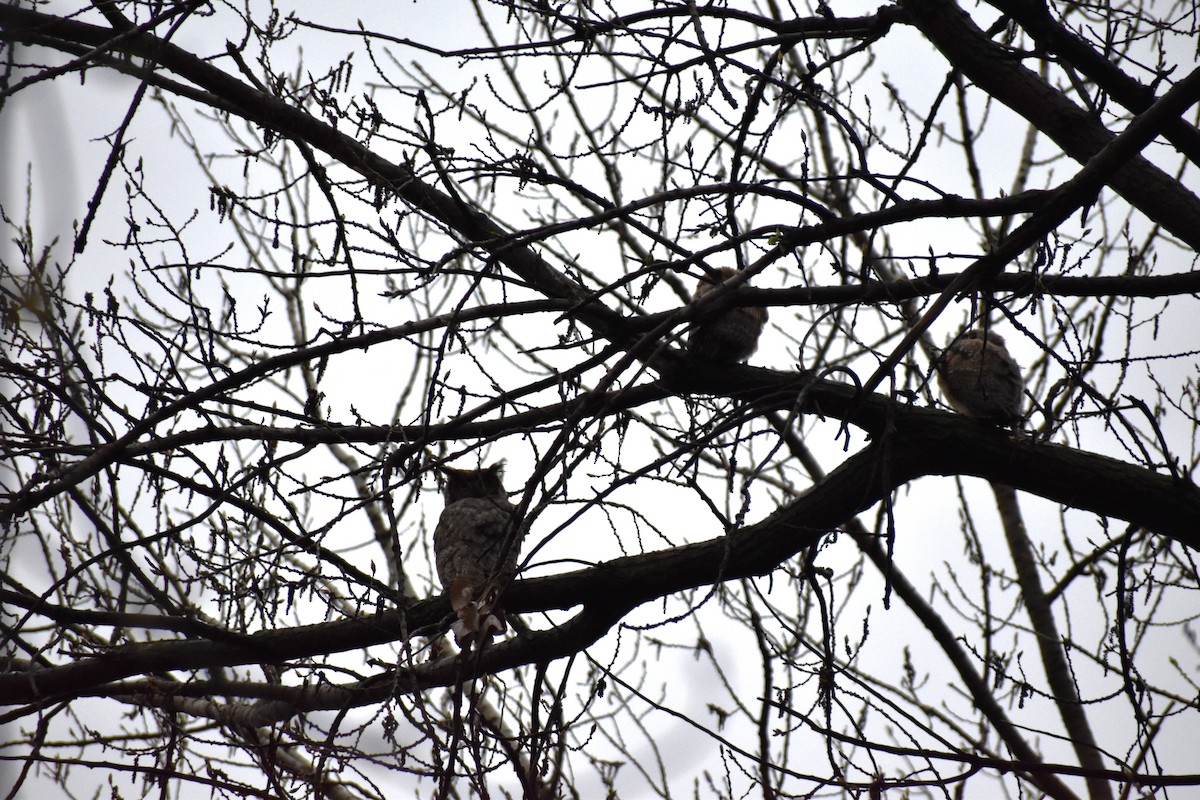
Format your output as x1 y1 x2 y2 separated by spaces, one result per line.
2 1 1198 798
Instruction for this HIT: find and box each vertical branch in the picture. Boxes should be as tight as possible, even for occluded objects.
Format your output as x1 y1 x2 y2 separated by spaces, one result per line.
991 483 1113 800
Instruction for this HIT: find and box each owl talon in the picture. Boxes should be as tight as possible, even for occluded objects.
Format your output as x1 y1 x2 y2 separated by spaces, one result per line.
447 577 507 647
449 604 507 648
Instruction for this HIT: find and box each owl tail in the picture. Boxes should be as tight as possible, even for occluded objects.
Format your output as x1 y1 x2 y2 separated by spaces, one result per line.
448 576 507 648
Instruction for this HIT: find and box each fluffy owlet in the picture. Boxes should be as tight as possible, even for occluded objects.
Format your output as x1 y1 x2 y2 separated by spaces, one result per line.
688 267 768 362
937 330 1023 424
433 462 520 645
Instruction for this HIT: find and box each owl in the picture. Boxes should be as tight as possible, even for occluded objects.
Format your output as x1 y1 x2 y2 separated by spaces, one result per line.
433 462 520 646
688 267 768 362
937 330 1023 424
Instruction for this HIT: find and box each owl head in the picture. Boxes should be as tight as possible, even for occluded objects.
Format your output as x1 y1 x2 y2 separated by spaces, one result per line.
693 266 739 295
958 329 1007 347
438 462 507 504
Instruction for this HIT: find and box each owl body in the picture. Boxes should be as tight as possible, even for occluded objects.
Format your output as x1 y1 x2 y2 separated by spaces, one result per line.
432 463 520 645
688 267 768 362
937 330 1023 423
433 495 518 592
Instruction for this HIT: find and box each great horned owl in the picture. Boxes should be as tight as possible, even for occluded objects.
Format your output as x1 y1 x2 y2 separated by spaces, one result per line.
688 267 768 362
433 462 520 645
937 330 1023 424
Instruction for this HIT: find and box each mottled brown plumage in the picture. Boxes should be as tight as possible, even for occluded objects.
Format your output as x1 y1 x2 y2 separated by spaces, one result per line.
688 267 768 362
937 330 1023 423
433 463 520 645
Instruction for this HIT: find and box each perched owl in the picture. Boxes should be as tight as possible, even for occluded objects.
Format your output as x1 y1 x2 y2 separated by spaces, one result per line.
937 330 1023 424
433 462 520 646
688 267 768 362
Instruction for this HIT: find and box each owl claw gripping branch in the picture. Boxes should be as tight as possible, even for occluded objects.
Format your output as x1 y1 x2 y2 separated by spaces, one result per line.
433 462 521 649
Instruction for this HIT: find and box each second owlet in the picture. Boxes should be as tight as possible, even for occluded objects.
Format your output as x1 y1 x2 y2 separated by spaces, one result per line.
433 462 521 645
688 267 768 362
937 330 1023 424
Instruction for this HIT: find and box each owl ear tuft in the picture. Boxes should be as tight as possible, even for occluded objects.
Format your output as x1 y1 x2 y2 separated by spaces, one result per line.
435 464 464 481
436 461 505 478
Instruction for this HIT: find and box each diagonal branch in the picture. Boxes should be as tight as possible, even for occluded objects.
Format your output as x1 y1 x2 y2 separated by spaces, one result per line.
901 0 1200 249
984 0 1200 166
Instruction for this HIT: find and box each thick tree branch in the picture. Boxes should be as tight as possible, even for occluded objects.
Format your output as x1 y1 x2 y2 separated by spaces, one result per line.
985 0 1200 166
3 390 1196 707
902 0 1200 249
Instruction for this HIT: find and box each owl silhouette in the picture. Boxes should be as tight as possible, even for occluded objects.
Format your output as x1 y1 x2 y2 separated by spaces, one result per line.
433 462 520 645
688 267 768 362
937 330 1023 424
